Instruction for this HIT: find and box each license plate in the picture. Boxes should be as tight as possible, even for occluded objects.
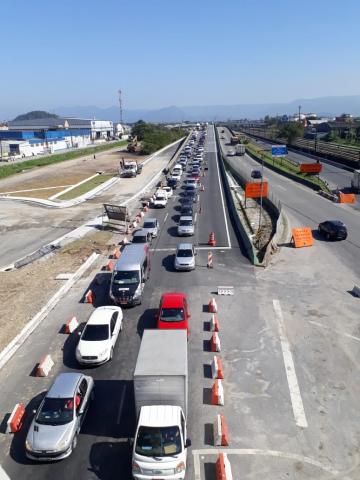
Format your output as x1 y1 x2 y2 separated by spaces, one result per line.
120 300 128 304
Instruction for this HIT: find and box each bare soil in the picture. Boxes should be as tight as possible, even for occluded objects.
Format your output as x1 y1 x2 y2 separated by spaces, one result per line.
0 230 115 352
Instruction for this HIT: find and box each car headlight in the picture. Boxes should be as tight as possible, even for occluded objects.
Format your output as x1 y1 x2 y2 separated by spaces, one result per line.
99 348 108 357
25 439 33 451
132 461 141 474
56 438 70 451
175 461 185 473
133 285 141 298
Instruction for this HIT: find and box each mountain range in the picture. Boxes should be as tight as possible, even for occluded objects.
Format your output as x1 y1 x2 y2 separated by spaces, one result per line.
22 95 360 123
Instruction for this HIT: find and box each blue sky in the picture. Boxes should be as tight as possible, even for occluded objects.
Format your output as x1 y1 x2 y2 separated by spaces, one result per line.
0 0 359 118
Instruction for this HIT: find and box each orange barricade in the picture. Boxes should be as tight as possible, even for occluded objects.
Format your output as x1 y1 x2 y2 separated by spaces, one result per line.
299 163 322 173
338 193 356 204
291 227 313 248
245 182 268 199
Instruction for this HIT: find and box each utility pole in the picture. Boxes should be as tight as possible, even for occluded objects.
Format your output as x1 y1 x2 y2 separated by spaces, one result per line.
118 89 123 125
298 105 301 123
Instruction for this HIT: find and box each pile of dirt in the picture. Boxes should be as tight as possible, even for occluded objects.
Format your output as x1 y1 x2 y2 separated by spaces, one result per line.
0 230 114 352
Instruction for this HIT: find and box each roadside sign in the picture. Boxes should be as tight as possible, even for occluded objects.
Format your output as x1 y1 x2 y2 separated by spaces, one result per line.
271 145 287 157
299 163 322 173
103 204 128 222
245 182 268 199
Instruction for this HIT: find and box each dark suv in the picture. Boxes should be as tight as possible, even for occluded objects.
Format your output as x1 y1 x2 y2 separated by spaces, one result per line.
318 220 347 240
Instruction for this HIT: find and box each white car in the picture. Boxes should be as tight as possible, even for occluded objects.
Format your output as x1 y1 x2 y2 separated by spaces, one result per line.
174 243 196 271
162 186 173 198
171 172 182 182
153 192 167 208
76 306 123 365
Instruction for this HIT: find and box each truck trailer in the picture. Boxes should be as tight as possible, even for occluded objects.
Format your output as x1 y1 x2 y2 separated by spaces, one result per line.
132 330 190 479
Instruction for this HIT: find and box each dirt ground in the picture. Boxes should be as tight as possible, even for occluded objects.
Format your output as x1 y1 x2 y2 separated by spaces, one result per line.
0 146 144 197
0 230 115 352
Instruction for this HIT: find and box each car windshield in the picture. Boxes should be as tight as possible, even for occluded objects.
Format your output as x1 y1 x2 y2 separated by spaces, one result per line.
36 397 74 425
180 220 192 226
135 425 182 457
82 324 109 341
143 221 156 229
177 249 193 258
113 270 139 285
160 307 185 322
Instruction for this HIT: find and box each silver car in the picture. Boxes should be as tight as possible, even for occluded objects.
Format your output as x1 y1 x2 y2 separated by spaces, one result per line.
142 218 160 238
177 216 194 236
26 372 94 461
174 243 196 271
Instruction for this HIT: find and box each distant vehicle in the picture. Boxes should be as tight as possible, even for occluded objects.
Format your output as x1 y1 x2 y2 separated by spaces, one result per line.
167 177 178 189
121 161 139 177
174 243 196 271
76 306 123 365
177 216 194 236
227 150 236 156
251 169 262 179
235 144 245 155
156 292 190 332
132 229 152 244
142 218 160 238
25 373 94 461
230 135 239 145
351 169 360 193
318 220 348 240
180 205 194 217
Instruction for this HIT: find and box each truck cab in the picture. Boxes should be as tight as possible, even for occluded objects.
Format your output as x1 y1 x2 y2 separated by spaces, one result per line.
132 405 190 479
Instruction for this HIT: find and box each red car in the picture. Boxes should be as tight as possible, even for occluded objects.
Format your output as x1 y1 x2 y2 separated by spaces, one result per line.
156 292 190 334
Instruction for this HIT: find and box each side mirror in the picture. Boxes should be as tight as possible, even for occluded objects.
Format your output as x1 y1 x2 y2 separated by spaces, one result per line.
185 438 191 448
32 409 37 414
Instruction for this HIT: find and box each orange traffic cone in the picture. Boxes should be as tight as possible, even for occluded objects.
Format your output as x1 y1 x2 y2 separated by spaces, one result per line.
208 232 216 246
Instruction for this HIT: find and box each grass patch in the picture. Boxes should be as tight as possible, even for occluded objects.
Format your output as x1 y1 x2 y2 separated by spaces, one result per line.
246 143 331 193
0 141 127 180
57 174 114 200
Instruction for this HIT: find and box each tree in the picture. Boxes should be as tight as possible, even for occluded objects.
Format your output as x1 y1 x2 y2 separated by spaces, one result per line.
13 111 59 121
278 122 304 144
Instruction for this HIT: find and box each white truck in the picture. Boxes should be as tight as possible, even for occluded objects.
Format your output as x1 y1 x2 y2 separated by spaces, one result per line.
121 160 143 178
351 169 360 193
235 144 246 156
132 330 190 480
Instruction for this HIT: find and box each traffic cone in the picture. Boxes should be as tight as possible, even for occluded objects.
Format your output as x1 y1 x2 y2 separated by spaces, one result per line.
208 232 216 246
200 184 205 191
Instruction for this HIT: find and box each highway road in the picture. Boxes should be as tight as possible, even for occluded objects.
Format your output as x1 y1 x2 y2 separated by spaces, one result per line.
244 133 356 193
0 126 359 479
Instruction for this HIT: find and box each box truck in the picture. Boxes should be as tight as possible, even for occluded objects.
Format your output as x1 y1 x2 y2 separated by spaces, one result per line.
351 169 360 193
235 144 245 156
132 330 190 479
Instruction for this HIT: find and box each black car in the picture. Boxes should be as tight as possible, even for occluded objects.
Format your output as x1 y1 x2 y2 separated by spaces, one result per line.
318 220 347 240
180 205 194 217
167 178 178 189
251 169 262 179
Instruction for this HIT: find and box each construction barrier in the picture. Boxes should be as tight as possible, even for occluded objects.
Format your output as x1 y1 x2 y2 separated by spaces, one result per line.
211 379 225 405
351 284 360 297
210 332 221 352
106 260 114 271
140 211 144 218
208 298 218 313
207 252 213 268
291 227 313 248
208 232 217 246
299 163 322 173
213 414 230 446
210 314 220 332
36 354 54 377
200 184 205 191
338 193 356 204
215 453 233 480
65 316 78 334
85 289 94 304
217 286 234 296
113 248 121 259
7 403 25 433
245 181 268 199
211 356 224 379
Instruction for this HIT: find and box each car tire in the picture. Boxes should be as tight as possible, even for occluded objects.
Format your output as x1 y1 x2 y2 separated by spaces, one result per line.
90 389 95 401
72 435 78 451
109 348 114 361
326 233 330 241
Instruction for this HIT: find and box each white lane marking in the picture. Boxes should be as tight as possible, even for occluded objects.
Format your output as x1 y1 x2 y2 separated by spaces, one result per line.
0 465 11 479
164 212 169 222
276 184 287 191
213 126 231 247
272 299 307 428
116 384 127 425
309 320 360 343
192 448 339 476
194 212 198 224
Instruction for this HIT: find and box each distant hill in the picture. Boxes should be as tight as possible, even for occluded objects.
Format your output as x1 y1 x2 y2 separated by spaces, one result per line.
12 95 360 124
13 110 59 121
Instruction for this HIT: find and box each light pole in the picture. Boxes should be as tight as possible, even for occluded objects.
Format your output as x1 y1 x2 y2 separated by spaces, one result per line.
258 150 266 231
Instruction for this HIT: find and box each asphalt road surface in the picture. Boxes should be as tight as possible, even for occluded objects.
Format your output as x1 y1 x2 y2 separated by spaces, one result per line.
0 126 360 479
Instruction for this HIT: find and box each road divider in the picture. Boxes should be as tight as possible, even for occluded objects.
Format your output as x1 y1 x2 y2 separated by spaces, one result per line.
36 354 54 377
211 314 220 332
85 289 95 304
215 453 233 479
211 355 224 379
208 298 218 313
210 332 221 352
211 379 225 406
64 316 79 334
6 403 25 433
214 414 230 446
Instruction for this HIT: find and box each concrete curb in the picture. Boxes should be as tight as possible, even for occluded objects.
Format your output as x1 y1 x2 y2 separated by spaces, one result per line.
0 252 99 371
48 173 101 200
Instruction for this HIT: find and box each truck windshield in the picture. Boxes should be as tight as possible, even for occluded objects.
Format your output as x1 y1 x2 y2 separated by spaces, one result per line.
135 426 182 457
113 271 139 285
160 308 185 322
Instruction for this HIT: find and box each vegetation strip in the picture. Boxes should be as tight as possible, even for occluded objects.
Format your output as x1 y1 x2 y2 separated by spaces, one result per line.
57 174 114 200
0 141 127 180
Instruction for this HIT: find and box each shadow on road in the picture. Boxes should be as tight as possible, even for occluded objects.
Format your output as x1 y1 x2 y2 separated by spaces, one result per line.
137 308 157 336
